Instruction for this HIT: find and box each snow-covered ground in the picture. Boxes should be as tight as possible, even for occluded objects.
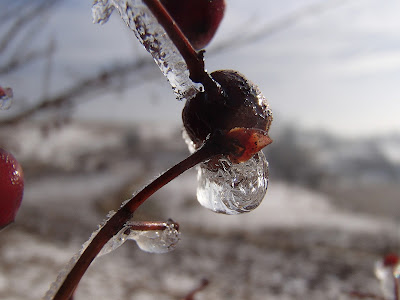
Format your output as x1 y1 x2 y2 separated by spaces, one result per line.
0 122 398 299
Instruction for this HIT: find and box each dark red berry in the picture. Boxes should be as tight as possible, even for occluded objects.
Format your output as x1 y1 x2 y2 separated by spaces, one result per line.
383 253 399 268
0 148 24 229
160 0 225 50
182 70 273 155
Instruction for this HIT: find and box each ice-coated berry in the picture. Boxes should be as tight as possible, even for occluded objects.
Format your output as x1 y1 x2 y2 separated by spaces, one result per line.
183 70 272 145
0 148 24 229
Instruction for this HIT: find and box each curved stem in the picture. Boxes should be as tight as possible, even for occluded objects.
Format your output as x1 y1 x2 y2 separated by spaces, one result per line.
142 0 208 83
51 143 216 300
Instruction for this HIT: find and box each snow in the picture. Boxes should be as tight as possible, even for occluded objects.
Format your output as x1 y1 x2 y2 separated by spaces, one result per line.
0 122 398 299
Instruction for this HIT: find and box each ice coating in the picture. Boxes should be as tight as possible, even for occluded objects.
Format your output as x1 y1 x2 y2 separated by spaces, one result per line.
196 152 269 215
43 210 116 299
92 0 201 100
98 226 130 256
0 86 13 110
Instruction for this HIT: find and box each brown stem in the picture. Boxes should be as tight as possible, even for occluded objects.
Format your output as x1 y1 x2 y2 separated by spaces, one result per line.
51 143 217 300
142 0 208 83
127 219 179 231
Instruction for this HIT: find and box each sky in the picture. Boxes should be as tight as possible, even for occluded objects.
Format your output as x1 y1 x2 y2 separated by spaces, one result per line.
2 0 400 137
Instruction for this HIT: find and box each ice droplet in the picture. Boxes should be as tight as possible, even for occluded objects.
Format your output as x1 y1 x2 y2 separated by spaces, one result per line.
0 86 13 110
197 151 269 215
99 220 180 256
128 220 180 253
92 0 201 100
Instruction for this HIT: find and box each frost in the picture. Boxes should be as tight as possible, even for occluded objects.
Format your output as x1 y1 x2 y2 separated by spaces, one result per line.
92 0 201 100
0 86 13 110
196 151 269 215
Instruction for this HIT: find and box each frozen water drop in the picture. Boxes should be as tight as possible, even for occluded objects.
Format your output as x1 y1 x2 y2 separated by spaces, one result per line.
126 220 180 253
0 87 13 110
196 151 269 215
99 220 180 256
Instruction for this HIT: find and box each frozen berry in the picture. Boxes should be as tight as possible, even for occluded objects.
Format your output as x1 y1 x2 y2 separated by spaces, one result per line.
0 148 24 229
182 70 273 154
161 0 225 49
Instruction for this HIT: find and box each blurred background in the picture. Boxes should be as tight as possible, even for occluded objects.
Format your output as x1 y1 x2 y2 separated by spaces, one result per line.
0 0 399 299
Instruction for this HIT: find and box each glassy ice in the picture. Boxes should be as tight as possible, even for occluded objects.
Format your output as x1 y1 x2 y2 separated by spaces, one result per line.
99 220 180 255
0 87 13 110
197 151 269 214
92 0 202 100
129 222 180 253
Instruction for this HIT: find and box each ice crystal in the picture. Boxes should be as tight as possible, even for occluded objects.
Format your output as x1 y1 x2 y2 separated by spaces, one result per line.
92 0 201 100
197 151 269 214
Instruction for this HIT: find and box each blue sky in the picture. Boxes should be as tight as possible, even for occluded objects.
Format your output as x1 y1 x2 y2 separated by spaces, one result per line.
2 0 400 137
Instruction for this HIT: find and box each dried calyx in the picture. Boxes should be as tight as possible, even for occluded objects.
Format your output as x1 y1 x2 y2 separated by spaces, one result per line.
182 70 273 163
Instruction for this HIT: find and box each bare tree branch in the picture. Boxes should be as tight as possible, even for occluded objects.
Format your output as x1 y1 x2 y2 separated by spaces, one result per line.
0 58 155 125
209 0 348 56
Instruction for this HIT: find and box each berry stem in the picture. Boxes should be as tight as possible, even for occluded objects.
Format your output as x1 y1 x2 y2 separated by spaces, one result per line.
142 0 208 83
51 143 216 300
127 220 179 231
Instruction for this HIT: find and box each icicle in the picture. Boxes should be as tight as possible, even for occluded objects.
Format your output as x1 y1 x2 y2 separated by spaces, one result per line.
92 0 201 100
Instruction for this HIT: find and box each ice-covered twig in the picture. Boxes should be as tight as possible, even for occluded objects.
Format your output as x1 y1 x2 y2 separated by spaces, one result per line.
93 0 211 100
47 142 217 300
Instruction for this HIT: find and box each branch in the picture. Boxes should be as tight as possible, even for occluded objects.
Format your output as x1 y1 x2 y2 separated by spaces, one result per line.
48 142 217 300
0 57 154 125
0 0 60 54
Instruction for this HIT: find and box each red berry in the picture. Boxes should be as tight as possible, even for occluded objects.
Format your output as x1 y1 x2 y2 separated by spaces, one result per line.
161 0 225 50
383 253 399 268
0 148 24 229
